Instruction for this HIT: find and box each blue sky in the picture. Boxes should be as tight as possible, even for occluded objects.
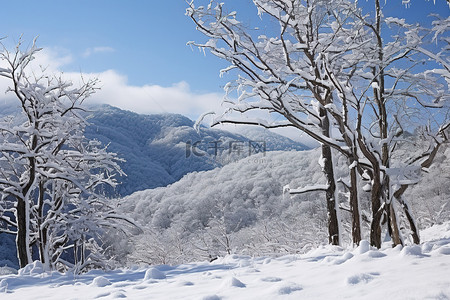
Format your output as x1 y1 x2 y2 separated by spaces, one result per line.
0 0 449 123
1 1 256 92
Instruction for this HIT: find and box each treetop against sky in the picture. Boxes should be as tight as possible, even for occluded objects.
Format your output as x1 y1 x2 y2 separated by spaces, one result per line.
0 0 448 120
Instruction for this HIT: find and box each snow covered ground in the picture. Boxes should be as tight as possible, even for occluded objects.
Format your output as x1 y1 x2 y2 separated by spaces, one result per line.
1 222 449 299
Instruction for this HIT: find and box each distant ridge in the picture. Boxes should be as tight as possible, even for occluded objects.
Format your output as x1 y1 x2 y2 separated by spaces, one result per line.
0 103 308 196
84 105 309 196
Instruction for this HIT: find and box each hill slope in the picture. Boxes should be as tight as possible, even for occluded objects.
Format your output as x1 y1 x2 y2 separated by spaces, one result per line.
120 144 450 265
84 105 309 196
0 103 308 196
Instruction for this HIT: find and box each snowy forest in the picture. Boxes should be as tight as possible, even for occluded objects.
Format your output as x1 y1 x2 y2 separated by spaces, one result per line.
0 0 449 299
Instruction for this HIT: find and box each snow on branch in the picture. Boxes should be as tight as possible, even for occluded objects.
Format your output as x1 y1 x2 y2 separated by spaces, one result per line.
283 184 329 196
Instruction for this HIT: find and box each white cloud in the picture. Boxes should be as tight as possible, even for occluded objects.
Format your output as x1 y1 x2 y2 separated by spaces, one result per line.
0 46 224 120
83 46 115 58
33 47 74 70
85 70 225 119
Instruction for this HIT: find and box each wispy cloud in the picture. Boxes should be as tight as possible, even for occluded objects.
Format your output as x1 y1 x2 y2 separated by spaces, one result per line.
82 46 115 58
34 47 73 70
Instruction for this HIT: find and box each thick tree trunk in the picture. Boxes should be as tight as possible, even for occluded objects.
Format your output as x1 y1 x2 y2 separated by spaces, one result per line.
16 197 30 268
322 144 339 245
17 137 37 268
356 131 383 248
320 107 340 246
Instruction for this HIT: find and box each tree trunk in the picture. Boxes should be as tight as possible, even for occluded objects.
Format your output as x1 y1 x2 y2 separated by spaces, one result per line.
400 200 420 244
322 144 339 245
349 163 361 245
16 197 31 268
38 181 47 265
394 185 420 244
320 107 340 246
387 201 403 246
370 168 383 248
16 135 38 268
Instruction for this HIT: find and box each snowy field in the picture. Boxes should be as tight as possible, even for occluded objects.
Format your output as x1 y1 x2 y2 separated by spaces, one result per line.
1 222 449 300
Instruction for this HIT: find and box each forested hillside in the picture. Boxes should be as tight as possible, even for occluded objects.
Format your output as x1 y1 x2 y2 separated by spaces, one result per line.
119 144 450 265
82 105 308 195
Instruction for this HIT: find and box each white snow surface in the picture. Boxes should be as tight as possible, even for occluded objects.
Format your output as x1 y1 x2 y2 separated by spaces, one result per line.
1 222 449 299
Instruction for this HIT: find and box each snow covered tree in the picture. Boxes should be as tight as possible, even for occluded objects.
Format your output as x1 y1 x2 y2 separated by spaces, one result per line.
187 0 371 246
187 0 449 248
0 39 134 271
345 1 450 247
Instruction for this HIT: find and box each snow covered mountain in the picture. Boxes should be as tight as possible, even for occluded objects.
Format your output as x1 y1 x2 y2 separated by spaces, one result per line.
0 103 308 196
122 150 326 231
83 105 308 196
117 149 330 265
